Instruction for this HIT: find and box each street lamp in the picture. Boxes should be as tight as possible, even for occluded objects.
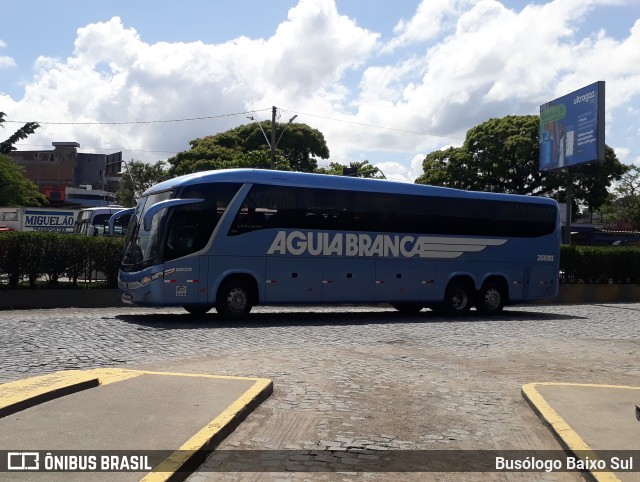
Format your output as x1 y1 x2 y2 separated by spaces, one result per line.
276 115 298 149
246 116 271 149
106 159 137 204
247 111 298 169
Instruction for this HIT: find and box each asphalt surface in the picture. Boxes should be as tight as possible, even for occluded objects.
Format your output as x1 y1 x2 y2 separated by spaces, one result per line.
1 303 639 481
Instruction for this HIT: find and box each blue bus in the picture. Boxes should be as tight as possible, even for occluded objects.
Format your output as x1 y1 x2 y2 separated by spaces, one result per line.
117 169 560 317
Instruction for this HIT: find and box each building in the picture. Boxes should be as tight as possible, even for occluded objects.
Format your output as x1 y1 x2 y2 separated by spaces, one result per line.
9 142 122 207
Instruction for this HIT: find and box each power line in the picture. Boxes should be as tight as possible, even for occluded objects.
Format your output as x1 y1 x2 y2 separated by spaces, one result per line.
279 107 464 142
8 105 466 157
6 105 463 142
3 108 271 126
14 143 179 155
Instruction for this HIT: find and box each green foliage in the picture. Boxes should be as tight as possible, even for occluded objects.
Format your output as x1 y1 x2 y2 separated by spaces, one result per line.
601 165 640 227
91 236 124 287
416 115 627 213
315 160 384 178
0 112 46 207
62 235 91 285
560 245 640 284
0 232 124 288
167 121 329 176
0 112 40 154
116 160 171 207
0 154 48 207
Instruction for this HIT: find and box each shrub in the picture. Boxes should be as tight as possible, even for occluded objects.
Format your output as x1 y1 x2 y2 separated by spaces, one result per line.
560 245 640 284
0 232 124 288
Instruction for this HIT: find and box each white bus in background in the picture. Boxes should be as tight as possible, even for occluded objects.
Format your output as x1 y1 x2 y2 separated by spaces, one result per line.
0 207 79 233
74 207 132 236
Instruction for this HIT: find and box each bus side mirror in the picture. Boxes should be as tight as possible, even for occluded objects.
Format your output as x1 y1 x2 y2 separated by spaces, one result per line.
108 208 135 236
142 199 204 231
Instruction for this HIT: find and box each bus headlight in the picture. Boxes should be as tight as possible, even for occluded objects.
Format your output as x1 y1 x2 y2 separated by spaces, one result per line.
139 270 166 287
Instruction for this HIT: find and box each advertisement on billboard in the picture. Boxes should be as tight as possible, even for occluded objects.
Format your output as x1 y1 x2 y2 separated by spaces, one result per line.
539 81 605 171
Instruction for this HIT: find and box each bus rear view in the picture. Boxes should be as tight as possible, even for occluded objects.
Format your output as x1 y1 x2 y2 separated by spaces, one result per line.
118 169 560 318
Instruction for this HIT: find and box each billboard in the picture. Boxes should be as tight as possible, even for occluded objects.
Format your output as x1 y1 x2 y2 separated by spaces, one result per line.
539 81 605 171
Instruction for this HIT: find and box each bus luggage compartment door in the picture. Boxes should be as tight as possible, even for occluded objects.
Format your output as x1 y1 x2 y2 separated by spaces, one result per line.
265 256 322 303
321 259 375 302
374 260 426 302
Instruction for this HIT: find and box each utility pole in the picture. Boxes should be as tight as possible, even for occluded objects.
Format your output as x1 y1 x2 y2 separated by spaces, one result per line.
270 106 277 169
565 171 573 244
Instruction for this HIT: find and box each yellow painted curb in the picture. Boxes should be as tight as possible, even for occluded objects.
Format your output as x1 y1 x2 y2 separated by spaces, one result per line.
140 375 273 482
522 382 640 482
0 368 273 481
0 370 100 417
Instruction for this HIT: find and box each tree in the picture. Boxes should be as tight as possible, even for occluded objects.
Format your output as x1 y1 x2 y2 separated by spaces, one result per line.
315 160 385 178
168 121 329 177
0 112 40 154
416 114 627 212
0 112 46 206
601 165 640 227
116 160 170 207
0 154 47 206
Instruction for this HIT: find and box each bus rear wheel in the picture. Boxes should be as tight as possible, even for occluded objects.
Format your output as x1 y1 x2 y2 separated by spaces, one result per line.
443 280 473 315
216 279 253 319
475 281 506 315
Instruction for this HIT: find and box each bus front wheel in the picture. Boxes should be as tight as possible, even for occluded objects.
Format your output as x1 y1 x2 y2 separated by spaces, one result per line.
443 280 473 315
216 279 253 319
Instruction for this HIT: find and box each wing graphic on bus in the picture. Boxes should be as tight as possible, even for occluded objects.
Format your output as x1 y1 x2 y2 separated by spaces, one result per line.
267 231 507 259
416 237 507 259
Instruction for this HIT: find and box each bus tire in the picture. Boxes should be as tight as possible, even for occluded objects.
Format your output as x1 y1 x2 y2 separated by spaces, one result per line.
476 280 506 315
183 305 212 315
216 279 253 319
391 303 424 315
443 280 473 315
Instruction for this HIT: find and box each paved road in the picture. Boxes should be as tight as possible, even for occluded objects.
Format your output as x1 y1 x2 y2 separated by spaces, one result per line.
1 303 639 481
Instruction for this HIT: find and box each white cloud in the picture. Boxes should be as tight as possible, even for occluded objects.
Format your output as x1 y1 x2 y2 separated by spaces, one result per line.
384 0 473 53
4 0 640 179
0 56 15 68
6 1 378 161
345 0 640 162
0 40 16 68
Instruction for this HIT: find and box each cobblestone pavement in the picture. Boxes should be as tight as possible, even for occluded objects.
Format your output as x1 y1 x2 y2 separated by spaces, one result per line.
1 303 639 481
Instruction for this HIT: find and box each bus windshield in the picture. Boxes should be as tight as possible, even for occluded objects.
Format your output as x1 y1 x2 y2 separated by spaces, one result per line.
74 207 132 236
121 190 174 269
121 182 241 270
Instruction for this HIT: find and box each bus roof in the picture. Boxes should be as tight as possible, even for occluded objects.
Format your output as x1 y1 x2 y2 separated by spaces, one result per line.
143 169 556 206
77 206 126 212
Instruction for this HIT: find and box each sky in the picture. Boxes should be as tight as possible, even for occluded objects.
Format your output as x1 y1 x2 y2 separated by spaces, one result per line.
1 0 639 182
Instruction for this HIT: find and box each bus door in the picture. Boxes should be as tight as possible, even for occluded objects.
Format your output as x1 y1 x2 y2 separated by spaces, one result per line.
321 259 375 302
161 204 209 306
265 256 322 303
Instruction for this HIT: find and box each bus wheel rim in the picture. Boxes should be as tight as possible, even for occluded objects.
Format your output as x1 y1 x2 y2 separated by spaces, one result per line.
227 288 247 312
484 289 501 310
452 289 468 310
